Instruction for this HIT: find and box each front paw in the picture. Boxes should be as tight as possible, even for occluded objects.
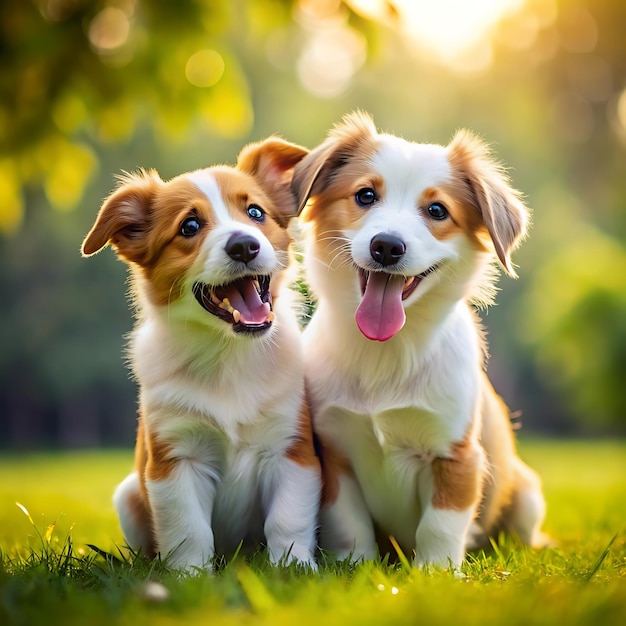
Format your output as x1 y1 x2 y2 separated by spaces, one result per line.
162 542 215 575
413 535 465 570
270 546 318 571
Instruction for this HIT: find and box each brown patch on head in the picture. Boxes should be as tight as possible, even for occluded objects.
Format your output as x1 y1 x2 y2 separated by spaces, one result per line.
291 112 382 269
293 111 379 217
285 396 322 472
237 137 309 228
431 439 485 512
211 168 292 258
417 185 491 252
81 138 308 307
446 130 529 276
136 177 218 306
81 172 214 305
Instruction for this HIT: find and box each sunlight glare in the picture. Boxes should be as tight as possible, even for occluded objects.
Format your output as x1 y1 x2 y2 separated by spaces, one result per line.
398 0 523 62
349 0 524 69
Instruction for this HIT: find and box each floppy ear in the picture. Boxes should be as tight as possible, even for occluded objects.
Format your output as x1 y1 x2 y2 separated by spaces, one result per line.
291 111 379 217
81 170 162 264
237 137 309 227
448 131 529 277
291 141 336 216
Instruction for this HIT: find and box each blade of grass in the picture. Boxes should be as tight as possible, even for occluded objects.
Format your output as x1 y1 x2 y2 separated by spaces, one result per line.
388 535 412 572
15 502 34 526
237 564 276 613
87 544 126 566
585 533 617 582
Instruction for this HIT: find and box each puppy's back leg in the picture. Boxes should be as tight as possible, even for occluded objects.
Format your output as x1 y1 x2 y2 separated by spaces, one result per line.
507 459 549 547
113 472 156 558
319 472 377 562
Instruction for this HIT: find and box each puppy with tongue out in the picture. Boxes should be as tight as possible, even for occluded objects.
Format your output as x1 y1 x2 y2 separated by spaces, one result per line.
292 112 548 570
356 238 431 342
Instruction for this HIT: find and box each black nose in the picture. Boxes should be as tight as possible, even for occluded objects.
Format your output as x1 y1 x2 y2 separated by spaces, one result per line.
370 233 406 266
225 232 260 264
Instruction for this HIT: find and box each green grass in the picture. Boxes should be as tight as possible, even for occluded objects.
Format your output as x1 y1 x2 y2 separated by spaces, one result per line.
1 440 625 625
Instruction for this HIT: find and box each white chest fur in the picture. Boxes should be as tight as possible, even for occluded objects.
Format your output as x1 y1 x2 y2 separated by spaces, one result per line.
305 301 482 540
133 298 303 437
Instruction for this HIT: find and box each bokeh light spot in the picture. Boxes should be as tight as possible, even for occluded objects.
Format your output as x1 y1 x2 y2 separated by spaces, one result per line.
559 7 598 54
298 25 366 98
88 7 130 55
185 50 225 88
43 140 98 211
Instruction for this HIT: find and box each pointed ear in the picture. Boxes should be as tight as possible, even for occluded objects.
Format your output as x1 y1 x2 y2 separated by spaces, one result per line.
237 137 309 226
448 131 529 277
81 170 162 264
291 111 378 216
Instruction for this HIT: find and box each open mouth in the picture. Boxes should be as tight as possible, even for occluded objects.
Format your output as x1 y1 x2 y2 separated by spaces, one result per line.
355 264 440 342
192 275 274 335
357 265 439 299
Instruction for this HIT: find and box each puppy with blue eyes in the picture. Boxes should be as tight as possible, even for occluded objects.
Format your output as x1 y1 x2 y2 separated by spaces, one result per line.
292 113 547 569
82 138 320 572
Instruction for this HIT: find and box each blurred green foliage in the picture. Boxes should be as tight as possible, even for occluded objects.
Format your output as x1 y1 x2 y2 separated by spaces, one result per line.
1 0 625 446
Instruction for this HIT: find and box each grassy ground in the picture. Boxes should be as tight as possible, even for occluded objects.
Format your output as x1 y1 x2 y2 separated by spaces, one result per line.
0 440 624 625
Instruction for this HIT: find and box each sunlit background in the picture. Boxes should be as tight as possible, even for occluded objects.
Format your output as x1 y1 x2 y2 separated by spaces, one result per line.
1 0 625 447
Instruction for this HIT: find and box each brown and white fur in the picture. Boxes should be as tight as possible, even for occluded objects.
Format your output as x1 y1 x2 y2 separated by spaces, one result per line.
292 112 546 569
82 138 320 572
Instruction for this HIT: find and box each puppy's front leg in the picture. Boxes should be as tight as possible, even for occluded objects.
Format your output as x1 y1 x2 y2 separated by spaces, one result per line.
261 402 321 568
414 441 485 569
146 433 220 573
262 454 321 569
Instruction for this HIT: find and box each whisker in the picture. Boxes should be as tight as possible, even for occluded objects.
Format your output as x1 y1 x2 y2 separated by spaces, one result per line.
311 229 354 272
328 245 354 271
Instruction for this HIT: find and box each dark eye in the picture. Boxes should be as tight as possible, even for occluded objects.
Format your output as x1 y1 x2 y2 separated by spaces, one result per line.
355 187 377 207
427 203 448 220
180 216 201 237
247 204 265 222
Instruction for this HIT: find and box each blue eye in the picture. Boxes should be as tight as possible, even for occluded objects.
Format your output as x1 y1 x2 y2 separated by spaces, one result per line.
355 187 377 207
247 204 265 222
180 216 201 237
427 203 448 220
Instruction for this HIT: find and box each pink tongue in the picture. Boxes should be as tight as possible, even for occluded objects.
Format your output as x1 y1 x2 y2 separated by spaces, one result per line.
355 273 406 341
224 280 270 325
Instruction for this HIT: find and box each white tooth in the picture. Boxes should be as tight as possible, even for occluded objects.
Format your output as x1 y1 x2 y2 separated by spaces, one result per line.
267 312 275 323
233 309 241 323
